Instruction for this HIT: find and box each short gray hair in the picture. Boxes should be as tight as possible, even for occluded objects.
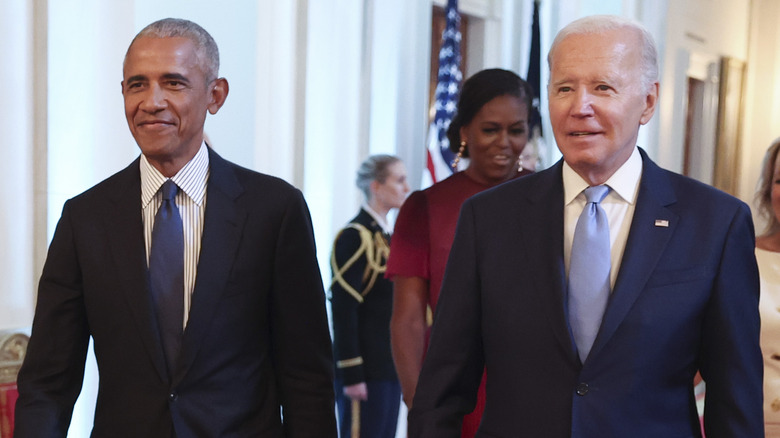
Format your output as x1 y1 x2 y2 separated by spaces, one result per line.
126 18 220 82
355 155 402 200
547 15 658 93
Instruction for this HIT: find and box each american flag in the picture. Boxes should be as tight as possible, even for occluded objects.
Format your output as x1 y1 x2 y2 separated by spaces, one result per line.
425 0 462 185
527 0 542 138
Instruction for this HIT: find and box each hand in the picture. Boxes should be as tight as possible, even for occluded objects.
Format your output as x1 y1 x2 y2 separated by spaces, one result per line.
344 382 368 401
391 275 429 409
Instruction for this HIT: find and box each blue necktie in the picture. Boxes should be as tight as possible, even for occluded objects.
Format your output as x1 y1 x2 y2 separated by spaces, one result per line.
149 180 184 376
568 185 611 363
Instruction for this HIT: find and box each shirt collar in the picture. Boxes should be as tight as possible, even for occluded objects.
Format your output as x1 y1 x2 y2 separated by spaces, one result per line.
563 146 642 205
361 203 392 235
140 142 210 208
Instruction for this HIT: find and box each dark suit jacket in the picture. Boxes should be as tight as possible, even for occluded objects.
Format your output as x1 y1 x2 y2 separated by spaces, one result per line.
330 209 396 385
15 148 337 437
409 149 762 437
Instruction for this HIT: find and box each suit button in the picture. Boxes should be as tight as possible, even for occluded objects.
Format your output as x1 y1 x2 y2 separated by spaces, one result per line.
169 392 178 402
576 383 589 396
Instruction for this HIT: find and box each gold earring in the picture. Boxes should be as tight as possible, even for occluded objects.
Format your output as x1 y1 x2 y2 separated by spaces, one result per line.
452 140 466 170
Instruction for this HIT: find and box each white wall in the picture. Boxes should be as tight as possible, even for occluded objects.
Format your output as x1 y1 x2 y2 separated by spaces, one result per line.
656 0 750 174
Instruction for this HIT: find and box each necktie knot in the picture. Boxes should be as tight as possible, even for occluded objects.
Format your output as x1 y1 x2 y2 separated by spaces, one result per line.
584 185 609 204
161 180 178 201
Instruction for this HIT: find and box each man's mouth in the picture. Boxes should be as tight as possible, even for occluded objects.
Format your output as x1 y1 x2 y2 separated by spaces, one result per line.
139 118 174 126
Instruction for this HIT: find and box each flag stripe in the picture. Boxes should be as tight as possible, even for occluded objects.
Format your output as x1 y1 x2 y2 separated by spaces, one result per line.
426 0 462 184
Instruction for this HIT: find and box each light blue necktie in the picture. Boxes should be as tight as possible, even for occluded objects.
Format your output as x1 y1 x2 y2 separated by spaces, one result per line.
568 185 611 363
149 180 184 376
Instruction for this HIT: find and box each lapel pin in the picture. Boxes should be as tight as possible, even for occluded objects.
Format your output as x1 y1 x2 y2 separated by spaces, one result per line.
654 219 669 227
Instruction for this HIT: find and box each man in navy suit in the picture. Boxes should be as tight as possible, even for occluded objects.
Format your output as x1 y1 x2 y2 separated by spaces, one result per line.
15 18 337 437
408 15 763 437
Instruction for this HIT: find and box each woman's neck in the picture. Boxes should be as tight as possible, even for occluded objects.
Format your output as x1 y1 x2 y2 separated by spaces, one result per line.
757 232 780 252
367 199 389 221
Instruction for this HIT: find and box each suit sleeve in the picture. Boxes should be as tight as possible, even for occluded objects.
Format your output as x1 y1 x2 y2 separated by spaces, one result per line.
14 201 91 437
271 189 337 437
699 202 763 437
330 227 368 385
408 199 485 437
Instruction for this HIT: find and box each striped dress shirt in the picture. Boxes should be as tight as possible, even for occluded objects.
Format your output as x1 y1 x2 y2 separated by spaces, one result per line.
140 142 209 328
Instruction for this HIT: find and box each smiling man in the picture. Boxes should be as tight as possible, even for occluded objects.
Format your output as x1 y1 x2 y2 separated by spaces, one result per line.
15 18 336 437
408 15 763 437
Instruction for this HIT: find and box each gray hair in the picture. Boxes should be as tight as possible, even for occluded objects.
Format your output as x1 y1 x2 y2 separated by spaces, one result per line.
126 18 220 82
547 15 658 93
756 138 780 235
356 155 402 200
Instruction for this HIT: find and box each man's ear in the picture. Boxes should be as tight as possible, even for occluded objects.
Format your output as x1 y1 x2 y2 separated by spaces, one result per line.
639 81 659 125
208 78 229 115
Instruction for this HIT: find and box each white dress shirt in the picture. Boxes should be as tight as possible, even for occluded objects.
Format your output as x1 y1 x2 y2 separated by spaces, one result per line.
140 142 209 328
563 146 643 289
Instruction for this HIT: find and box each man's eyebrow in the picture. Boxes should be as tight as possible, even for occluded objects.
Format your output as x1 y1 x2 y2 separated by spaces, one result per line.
550 78 570 87
124 73 190 84
125 74 147 84
162 73 190 83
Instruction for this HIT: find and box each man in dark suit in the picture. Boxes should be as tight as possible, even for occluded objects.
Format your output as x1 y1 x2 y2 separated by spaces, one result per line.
14 18 337 437
408 15 763 438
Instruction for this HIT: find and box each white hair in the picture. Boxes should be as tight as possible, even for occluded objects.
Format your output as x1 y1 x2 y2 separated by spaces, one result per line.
547 15 658 93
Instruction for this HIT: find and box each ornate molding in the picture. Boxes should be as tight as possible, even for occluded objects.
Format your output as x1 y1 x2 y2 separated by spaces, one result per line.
0 333 29 385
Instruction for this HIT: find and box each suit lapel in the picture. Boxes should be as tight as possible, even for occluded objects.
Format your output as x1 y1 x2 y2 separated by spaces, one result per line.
523 163 579 363
105 159 169 382
175 149 246 383
588 151 678 360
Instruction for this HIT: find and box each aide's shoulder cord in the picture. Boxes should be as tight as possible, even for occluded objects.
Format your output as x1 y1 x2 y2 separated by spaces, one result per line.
330 223 389 302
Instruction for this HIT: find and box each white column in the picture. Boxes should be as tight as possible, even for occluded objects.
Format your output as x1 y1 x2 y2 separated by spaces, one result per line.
368 0 432 191
304 0 366 278
253 0 306 185
0 1 35 330
47 0 137 238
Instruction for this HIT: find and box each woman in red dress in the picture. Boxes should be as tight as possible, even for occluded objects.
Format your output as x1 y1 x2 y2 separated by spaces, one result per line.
387 68 534 437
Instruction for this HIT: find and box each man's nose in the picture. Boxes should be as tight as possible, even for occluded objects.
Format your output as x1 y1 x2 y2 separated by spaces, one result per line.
571 89 594 116
140 84 167 112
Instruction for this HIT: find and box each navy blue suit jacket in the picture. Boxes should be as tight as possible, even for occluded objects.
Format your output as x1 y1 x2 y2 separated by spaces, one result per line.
409 149 762 437
15 148 337 437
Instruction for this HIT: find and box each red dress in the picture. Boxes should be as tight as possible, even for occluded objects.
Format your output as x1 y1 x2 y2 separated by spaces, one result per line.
387 170 531 437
